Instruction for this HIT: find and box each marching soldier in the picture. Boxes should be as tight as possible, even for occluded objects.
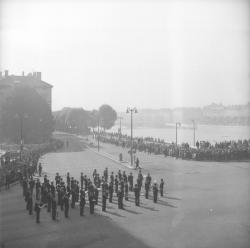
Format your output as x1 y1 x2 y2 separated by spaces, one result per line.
160 178 164 197
153 181 159 203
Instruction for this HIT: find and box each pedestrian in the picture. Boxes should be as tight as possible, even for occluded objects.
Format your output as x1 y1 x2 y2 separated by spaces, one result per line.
115 176 118 194
28 191 33 215
160 179 164 197
47 190 52 212
38 163 42 177
145 180 150 199
34 200 41 223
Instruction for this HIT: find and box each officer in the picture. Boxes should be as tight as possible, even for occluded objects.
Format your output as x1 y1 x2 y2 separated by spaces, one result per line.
108 181 113 203
51 196 57 220
153 181 158 203
63 192 70 218
160 178 164 197
80 189 86 216
134 184 140 206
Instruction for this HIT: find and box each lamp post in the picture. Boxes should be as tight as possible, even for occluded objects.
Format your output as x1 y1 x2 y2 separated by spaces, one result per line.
126 107 138 166
192 120 196 146
175 122 181 145
97 116 100 152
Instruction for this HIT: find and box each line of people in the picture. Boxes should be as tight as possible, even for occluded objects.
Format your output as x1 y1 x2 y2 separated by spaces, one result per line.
21 167 165 223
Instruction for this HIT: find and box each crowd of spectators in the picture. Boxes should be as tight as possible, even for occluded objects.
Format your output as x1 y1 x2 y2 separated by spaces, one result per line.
93 131 250 162
0 139 64 189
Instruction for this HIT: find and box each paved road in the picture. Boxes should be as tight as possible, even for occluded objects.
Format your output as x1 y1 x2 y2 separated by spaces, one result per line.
1 133 250 248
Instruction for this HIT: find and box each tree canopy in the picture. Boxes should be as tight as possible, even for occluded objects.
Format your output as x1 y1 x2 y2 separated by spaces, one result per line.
0 85 54 144
99 104 117 130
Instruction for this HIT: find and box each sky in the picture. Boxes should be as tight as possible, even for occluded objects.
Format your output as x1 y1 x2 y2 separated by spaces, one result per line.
0 0 249 112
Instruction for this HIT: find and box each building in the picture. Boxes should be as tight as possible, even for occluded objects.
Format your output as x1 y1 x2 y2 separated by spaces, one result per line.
0 70 53 111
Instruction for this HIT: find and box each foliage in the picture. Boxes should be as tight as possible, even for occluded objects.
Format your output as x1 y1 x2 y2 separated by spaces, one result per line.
98 104 117 130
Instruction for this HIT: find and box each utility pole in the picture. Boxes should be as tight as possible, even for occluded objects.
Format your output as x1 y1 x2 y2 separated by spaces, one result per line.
97 117 100 152
126 107 138 167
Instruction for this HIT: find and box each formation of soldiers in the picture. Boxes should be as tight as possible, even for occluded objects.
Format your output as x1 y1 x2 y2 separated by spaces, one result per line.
21 167 165 224
94 131 250 161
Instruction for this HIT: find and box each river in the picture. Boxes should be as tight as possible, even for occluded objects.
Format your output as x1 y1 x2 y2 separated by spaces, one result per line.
109 124 250 145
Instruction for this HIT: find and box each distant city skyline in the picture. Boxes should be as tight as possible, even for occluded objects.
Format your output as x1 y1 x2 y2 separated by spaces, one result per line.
1 0 249 112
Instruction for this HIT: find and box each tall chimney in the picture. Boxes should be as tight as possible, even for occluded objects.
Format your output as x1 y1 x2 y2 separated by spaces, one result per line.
4 70 8 77
37 72 41 80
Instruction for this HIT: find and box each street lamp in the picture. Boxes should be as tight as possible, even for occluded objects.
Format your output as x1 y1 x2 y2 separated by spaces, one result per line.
175 122 181 145
126 107 138 166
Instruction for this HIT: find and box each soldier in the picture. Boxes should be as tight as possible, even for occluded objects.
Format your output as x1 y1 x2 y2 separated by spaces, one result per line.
160 178 164 197
50 182 55 197
29 177 35 196
128 172 133 191
153 182 158 203
135 157 140 169
63 192 70 218
134 184 140 206
145 179 150 199
110 172 114 184
80 172 84 189
34 199 41 223
51 196 57 220
88 184 95 214
94 186 99 205
124 181 129 201
145 173 152 190
102 184 108 212
104 167 108 182
47 190 52 212
80 189 86 216
115 176 119 194
23 178 28 197
108 181 113 203
117 185 124 209
66 172 70 186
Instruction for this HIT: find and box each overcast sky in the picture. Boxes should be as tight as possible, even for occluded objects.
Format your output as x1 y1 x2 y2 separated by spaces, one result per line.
1 0 249 111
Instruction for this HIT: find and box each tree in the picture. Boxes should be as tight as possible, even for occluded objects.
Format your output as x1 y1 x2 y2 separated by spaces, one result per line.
0 85 54 144
98 104 117 130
